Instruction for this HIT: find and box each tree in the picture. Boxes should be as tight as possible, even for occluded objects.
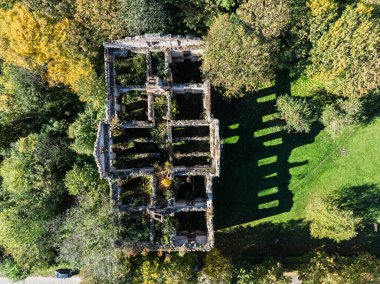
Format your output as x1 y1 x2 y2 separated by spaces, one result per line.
203 14 278 97
119 0 169 35
237 0 291 39
165 0 220 35
236 258 291 284
340 253 380 284
59 194 127 284
285 0 311 76
276 95 315 133
299 250 344 284
307 0 339 44
68 106 104 155
64 163 107 196
321 98 363 137
0 64 47 115
22 0 75 22
133 254 198 284
0 257 27 282
199 249 233 284
299 250 380 284
333 184 380 224
0 131 75 270
0 4 97 100
215 0 236 10
0 63 82 121
308 3 380 97
305 197 362 242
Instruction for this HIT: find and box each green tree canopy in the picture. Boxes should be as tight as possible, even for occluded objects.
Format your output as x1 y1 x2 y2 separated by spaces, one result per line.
236 258 291 284
237 0 291 39
276 95 315 133
133 254 198 284
203 14 278 97
320 98 363 137
59 195 125 284
68 106 103 155
200 249 233 284
0 131 75 270
299 250 380 284
305 197 362 242
308 2 380 97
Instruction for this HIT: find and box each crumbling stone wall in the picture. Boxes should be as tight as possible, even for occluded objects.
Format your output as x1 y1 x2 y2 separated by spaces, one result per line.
94 34 220 252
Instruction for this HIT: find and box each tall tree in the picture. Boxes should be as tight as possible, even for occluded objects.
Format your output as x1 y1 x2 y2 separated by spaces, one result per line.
307 0 339 44
308 3 380 97
133 254 198 284
236 258 291 284
305 197 362 242
200 249 233 284
299 251 380 284
68 107 104 155
237 0 291 39
0 131 75 270
203 14 278 97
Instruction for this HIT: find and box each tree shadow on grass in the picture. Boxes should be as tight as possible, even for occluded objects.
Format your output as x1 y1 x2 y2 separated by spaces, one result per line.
215 219 380 260
212 70 323 229
334 183 380 223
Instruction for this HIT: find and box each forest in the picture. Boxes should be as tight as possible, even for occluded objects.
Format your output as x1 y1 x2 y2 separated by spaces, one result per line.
0 0 380 283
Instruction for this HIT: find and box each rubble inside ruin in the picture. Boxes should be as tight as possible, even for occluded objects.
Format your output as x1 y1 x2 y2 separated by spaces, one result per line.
94 34 220 252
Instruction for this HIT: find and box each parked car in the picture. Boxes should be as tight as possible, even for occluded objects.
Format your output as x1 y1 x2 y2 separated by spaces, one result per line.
54 268 73 278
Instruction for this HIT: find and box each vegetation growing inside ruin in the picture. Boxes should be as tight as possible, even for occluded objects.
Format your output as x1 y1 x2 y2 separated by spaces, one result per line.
0 0 379 282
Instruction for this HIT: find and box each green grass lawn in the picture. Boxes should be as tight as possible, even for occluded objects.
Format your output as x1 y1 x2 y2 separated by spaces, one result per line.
212 72 380 258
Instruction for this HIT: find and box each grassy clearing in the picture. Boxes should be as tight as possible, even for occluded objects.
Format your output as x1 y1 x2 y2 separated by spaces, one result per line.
213 72 380 257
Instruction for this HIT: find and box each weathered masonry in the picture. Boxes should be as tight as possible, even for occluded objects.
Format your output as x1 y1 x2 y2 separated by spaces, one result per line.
94 34 220 252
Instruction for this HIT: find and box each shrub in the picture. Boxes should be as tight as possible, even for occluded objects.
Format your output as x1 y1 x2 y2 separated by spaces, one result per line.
199 249 233 284
276 95 315 133
134 254 198 284
0 258 26 282
68 106 104 155
305 197 362 242
299 250 380 284
321 98 363 137
236 258 291 284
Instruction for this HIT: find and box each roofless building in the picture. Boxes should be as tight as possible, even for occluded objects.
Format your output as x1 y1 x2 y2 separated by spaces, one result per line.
94 34 220 252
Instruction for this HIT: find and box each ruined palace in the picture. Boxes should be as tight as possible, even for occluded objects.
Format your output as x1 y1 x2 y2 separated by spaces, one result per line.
94 34 220 251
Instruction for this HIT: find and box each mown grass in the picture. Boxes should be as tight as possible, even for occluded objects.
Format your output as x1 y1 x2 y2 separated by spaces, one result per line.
212 72 380 257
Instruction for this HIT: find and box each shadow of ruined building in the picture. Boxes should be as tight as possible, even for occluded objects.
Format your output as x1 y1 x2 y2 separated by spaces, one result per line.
215 219 380 259
213 70 323 229
93 34 220 252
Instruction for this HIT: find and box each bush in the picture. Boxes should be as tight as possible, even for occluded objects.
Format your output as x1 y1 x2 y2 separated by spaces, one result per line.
236 258 291 284
321 98 363 137
68 106 104 155
305 197 362 242
134 254 198 284
299 250 380 284
0 258 26 282
276 95 315 133
199 249 233 284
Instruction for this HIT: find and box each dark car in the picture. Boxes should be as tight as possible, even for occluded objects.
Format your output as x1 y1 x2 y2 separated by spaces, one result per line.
54 268 73 278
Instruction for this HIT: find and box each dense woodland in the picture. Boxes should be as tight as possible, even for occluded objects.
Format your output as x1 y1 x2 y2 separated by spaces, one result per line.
0 0 380 283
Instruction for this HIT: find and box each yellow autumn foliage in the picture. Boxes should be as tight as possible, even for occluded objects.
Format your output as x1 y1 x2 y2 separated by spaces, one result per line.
308 0 338 17
160 178 172 188
0 4 94 94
